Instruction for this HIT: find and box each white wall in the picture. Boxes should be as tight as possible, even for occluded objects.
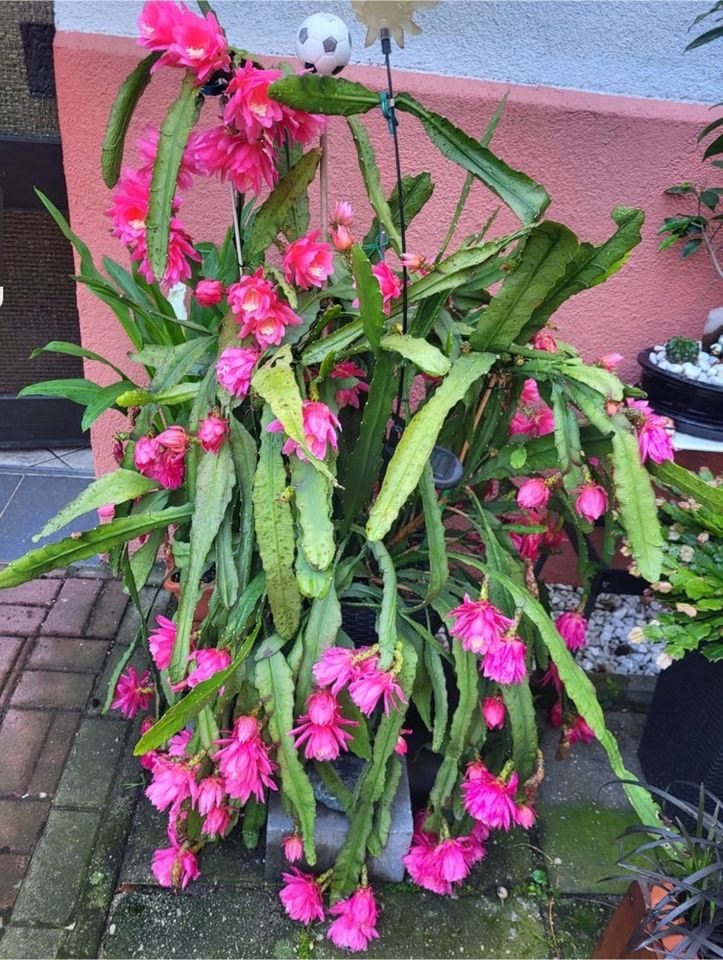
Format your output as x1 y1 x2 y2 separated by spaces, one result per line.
55 0 719 103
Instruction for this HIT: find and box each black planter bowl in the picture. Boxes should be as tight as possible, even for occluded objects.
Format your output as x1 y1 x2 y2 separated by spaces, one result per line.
637 348 723 441
638 652 723 815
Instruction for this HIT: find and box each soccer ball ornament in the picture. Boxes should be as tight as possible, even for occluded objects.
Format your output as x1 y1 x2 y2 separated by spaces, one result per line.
296 12 352 75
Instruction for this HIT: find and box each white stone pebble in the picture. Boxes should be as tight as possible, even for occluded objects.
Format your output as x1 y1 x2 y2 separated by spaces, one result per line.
649 345 723 389
548 583 665 676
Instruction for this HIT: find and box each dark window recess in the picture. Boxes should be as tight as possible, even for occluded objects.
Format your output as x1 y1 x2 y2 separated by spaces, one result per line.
20 22 56 98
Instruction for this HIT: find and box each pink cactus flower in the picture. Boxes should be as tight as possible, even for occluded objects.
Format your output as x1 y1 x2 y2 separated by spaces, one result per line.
509 409 536 436
198 414 229 454
517 477 551 509
548 699 563 728
432 836 484 884
448 595 513 656
151 839 200 889
290 690 358 762
329 201 354 252
312 645 360 694
371 261 401 313
134 434 187 490
531 329 558 352
327 885 380 952
599 352 623 371
403 819 485 895
330 360 369 410
268 400 341 462
191 126 277 195
542 662 562 694
283 231 334 290
568 715 596 745
203 804 231 837
279 868 325 924
138 1 230 84
228 269 276 324
520 378 541 405
213 715 277 804
482 632 528 685
515 802 536 829
395 728 412 755
145 756 197 812
186 647 231 688
283 834 304 863
223 62 286 139
402 823 450 895
348 657 407 716
194 279 224 307
509 379 555 438
148 615 176 670
167 728 193 757
461 761 519 830
156 425 189 456
555 610 588 652
626 399 675 464
574 482 609 523
248 301 303 348
216 347 259 399
482 695 506 730
195 775 226 816
111 666 153 719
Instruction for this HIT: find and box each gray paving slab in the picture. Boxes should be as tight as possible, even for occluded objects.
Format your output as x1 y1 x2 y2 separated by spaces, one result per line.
54 717 128 810
0 925 63 959
0 475 96 563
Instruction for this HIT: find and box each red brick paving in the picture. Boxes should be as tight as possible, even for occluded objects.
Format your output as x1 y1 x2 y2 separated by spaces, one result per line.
40 578 103 636
0 575 137 919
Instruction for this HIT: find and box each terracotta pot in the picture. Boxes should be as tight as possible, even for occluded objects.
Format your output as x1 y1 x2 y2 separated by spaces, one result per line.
592 880 693 959
162 576 214 629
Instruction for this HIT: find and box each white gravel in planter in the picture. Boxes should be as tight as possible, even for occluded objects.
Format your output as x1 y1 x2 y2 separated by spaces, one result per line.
649 334 723 387
547 583 667 676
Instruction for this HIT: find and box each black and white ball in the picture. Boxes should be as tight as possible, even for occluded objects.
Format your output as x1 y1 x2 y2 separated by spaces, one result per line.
296 12 351 76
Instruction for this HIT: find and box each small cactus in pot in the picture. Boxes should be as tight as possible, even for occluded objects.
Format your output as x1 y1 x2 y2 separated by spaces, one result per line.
664 336 699 365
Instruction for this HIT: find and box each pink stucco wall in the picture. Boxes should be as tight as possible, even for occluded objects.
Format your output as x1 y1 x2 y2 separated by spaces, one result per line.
53 31 720 476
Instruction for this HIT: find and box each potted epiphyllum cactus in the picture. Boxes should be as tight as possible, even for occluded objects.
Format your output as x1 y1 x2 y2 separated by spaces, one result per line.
0 1 677 950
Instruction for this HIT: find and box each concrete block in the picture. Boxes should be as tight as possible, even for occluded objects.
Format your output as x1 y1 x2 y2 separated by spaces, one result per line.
264 760 413 882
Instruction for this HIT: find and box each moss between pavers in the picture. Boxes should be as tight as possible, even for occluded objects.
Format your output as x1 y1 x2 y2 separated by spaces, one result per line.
538 804 638 895
102 885 548 959
550 896 616 959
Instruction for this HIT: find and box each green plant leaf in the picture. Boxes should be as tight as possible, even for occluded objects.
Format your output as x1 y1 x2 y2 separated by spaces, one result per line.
518 206 644 342
169 446 236 682
347 117 402 252
135 630 257 754
340 353 397 534
419 462 448 602
568 383 662 583
256 652 317 863
363 172 434 255
252 407 301 640
369 540 397 670
380 333 450 377
18 378 104 406
81 381 134 431
228 419 257 592
33 469 159 541
251 346 335 484
450 552 661 827
648 460 723 514
269 74 379 116
245 149 321 259
429 641 478 813
0 505 192 589
102 52 160 187
471 221 579 351
349 245 385 352
394 92 550 224
294 583 341 712
116 383 200 408
367 352 496 541
31 341 128 379
147 74 202 279
215 505 239 609
290 458 335 572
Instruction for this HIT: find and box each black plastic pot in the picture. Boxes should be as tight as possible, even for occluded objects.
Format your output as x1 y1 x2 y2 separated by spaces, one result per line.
340 602 453 804
638 652 723 808
637 348 723 441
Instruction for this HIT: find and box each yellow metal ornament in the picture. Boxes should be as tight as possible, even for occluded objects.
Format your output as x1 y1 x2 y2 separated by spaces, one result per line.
351 1 438 47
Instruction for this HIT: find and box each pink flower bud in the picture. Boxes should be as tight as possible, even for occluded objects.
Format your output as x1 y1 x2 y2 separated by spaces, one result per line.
194 279 224 307
516 477 551 509
198 415 229 454
599 352 623 372
97 503 115 523
574 482 609 523
283 834 304 863
481 695 506 730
